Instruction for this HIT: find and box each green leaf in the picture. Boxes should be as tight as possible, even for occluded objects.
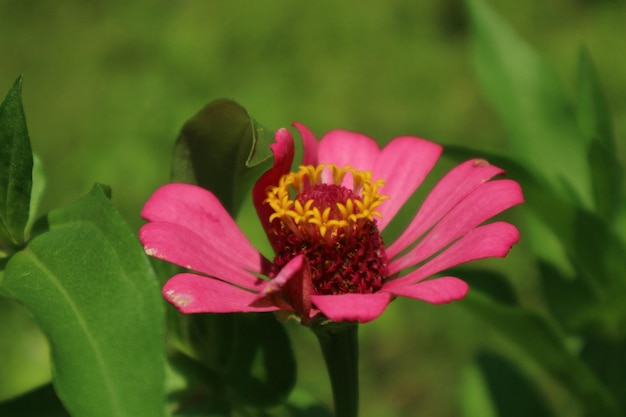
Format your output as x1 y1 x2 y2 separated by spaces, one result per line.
460 359 497 417
475 351 553 417
538 261 599 334
462 288 621 416
466 0 593 209
576 48 623 220
2 185 165 417
171 99 274 214
0 384 69 417
167 312 296 410
225 314 296 408
581 337 626 413
0 75 33 250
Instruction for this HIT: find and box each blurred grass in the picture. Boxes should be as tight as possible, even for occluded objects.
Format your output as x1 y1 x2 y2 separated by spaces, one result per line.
1 0 624 415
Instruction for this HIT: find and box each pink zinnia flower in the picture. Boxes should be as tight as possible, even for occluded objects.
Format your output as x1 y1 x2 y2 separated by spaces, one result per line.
140 123 522 324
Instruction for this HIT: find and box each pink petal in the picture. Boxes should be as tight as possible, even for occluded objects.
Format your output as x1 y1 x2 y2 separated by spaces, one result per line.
385 222 520 289
251 255 313 321
311 292 393 323
372 137 443 231
389 179 523 274
140 183 269 287
163 273 278 314
385 277 469 304
252 128 296 251
387 159 507 258
293 122 319 166
140 222 265 290
317 130 380 173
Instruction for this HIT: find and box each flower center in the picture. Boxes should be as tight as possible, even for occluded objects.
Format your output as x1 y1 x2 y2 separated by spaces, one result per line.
265 164 389 295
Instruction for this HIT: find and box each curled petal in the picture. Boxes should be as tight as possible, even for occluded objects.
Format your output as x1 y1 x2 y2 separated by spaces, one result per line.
373 137 442 231
388 159 506 258
386 222 520 289
293 122 319 166
390 179 523 274
253 128 296 250
311 292 393 323
386 277 469 304
163 273 278 314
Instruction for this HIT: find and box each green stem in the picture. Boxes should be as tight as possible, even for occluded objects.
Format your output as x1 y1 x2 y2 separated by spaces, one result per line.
312 321 359 417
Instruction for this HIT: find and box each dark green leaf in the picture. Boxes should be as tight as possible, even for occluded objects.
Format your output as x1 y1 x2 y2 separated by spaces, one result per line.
539 261 599 334
0 384 69 417
0 75 33 249
462 289 621 416
226 314 296 408
466 0 593 209
3 185 166 417
450 267 518 305
167 353 230 417
581 337 626 413
476 351 553 417
166 312 296 411
171 99 274 214
576 48 623 220
572 209 626 291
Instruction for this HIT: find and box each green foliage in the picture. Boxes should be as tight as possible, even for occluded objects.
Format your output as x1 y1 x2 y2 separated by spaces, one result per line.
0 75 33 250
1 1 625 416
475 351 553 417
467 0 593 209
2 185 166 417
0 384 69 417
171 99 274 214
461 0 626 415
463 287 620 416
165 100 296 414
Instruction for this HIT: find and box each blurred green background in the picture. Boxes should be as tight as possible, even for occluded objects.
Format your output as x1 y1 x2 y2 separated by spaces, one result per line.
1 0 624 416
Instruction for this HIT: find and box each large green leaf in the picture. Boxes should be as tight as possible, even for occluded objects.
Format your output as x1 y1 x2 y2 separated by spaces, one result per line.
466 0 593 209
2 185 165 417
462 288 621 416
171 99 274 214
0 75 33 250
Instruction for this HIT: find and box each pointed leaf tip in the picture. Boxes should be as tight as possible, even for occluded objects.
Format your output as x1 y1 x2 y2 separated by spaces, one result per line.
0 75 34 248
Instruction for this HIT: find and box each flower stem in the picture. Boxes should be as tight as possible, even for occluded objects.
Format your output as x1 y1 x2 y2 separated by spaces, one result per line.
312 321 359 417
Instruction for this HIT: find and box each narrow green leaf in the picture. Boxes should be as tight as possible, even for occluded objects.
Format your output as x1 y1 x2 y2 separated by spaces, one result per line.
463 289 621 416
0 384 69 417
3 185 165 417
171 99 274 214
0 75 33 249
576 48 623 220
460 361 498 417
475 351 553 417
576 48 615 151
466 0 593 209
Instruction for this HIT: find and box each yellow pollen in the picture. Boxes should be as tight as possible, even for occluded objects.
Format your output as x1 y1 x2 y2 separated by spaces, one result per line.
265 164 387 238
